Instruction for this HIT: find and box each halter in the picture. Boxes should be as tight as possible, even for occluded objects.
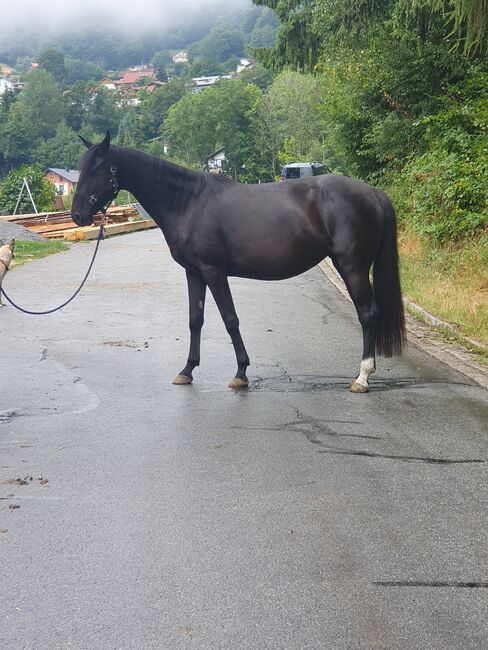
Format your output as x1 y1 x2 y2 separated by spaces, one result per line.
76 165 120 216
0 258 10 273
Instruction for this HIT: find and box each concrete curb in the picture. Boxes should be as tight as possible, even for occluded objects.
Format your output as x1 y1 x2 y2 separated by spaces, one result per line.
318 258 488 391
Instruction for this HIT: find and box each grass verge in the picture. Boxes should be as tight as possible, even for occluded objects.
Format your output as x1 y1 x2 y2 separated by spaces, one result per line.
12 240 69 268
398 230 488 348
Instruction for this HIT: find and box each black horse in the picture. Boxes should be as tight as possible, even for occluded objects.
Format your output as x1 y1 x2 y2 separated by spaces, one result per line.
71 132 405 393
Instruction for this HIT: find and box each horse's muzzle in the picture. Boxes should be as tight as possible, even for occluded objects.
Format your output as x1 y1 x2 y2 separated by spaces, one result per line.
71 211 93 227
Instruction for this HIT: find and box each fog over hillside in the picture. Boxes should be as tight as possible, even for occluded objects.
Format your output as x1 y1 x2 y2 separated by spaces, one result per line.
3 0 251 33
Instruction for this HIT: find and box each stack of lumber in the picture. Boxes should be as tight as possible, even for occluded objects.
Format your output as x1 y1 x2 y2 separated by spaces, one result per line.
0 205 156 241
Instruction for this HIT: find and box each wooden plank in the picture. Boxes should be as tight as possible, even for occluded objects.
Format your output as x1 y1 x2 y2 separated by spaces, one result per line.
0 205 138 225
29 222 77 234
0 211 71 224
63 219 157 241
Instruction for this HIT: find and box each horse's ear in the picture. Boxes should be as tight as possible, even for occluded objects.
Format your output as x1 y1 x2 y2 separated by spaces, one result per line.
9 239 15 250
79 135 93 148
99 130 111 154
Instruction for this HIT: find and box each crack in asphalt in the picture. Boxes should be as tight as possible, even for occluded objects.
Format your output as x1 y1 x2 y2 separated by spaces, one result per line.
317 447 485 464
374 581 488 588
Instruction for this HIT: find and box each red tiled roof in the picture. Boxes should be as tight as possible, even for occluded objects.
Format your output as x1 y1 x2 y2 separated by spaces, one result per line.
116 70 156 85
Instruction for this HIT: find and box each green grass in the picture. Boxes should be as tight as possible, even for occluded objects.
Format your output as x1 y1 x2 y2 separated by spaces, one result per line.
399 230 488 347
12 240 69 268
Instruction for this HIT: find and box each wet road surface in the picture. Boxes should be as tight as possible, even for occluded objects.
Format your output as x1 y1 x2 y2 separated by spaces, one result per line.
1 230 488 649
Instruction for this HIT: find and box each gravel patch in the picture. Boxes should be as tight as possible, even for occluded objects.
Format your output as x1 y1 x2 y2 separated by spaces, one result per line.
0 221 48 243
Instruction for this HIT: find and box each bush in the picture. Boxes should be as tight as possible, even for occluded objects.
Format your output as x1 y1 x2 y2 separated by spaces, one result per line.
0 164 56 215
388 72 488 243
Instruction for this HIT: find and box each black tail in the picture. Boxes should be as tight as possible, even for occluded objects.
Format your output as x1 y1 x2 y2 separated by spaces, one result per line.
373 193 406 357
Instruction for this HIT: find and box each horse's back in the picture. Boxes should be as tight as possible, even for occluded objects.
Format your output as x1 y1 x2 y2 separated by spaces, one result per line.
188 174 391 280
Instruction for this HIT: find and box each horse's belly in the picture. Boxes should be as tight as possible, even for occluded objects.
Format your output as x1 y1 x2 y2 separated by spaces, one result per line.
228 240 328 281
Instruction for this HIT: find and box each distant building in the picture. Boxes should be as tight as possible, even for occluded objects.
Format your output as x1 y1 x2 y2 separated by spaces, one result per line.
99 71 164 102
100 78 117 90
172 51 188 64
237 58 257 73
0 77 14 95
44 168 80 196
115 68 156 87
192 75 232 93
206 148 225 173
127 64 150 72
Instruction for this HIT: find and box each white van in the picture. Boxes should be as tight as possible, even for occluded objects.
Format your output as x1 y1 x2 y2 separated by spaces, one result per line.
280 162 330 182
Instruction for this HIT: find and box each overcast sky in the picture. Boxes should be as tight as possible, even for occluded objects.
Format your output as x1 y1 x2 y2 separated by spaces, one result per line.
4 0 251 32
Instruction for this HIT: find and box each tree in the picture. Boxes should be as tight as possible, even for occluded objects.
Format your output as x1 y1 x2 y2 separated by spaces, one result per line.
38 48 66 85
189 23 245 69
0 164 55 214
139 80 186 140
239 63 274 91
85 87 122 136
250 0 321 71
34 121 85 169
0 103 34 174
64 81 96 131
0 88 16 114
17 68 64 142
248 92 282 179
152 50 173 82
163 79 262 179
173 62 190 78
64 57 105 85
116 111 143 148
268 71 324 161
249 8 279 48
395 0 488 55
15 56 34 74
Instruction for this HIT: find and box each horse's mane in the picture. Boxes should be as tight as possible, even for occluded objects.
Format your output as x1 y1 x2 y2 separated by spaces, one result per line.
120 147 234 214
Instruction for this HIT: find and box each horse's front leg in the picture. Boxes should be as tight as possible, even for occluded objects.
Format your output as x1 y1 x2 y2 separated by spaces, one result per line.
173 270 207 385
201 266 250 389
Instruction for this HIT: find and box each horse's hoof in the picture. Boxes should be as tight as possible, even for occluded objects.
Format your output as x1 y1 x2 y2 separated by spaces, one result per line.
173 373 193 385
228 376 249 389
349 381 369 394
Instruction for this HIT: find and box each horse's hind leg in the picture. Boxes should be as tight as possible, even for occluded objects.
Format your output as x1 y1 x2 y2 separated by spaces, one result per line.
334 261 378 393
173 270 206 385
201 266 250 389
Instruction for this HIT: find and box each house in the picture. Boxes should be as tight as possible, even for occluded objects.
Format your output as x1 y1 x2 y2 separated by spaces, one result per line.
145 81 166 93
237 58 257 73
44 168 80 196
115 68 156 87
172 51 188 64
100 78 117 90
0 77 14 95
192 75 232 93
206 148 225 173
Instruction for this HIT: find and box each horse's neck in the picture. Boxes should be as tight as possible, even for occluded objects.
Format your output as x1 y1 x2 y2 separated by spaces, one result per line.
114 147 200 243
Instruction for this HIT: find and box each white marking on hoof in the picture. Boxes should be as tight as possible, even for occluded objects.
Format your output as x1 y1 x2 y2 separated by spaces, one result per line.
228 377 249 389
357 358 375 385
173 374 192 385
349 358 375 392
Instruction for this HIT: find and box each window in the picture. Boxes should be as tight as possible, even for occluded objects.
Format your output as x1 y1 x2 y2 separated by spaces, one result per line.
284 168 301 180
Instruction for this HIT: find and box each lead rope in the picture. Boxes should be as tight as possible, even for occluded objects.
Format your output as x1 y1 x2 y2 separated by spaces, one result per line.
0 222 106 316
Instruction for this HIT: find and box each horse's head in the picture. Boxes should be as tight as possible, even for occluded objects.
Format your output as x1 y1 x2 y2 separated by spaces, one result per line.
71 131 119 226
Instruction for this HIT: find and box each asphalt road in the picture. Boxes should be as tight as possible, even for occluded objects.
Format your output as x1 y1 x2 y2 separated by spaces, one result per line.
1 230 487 650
